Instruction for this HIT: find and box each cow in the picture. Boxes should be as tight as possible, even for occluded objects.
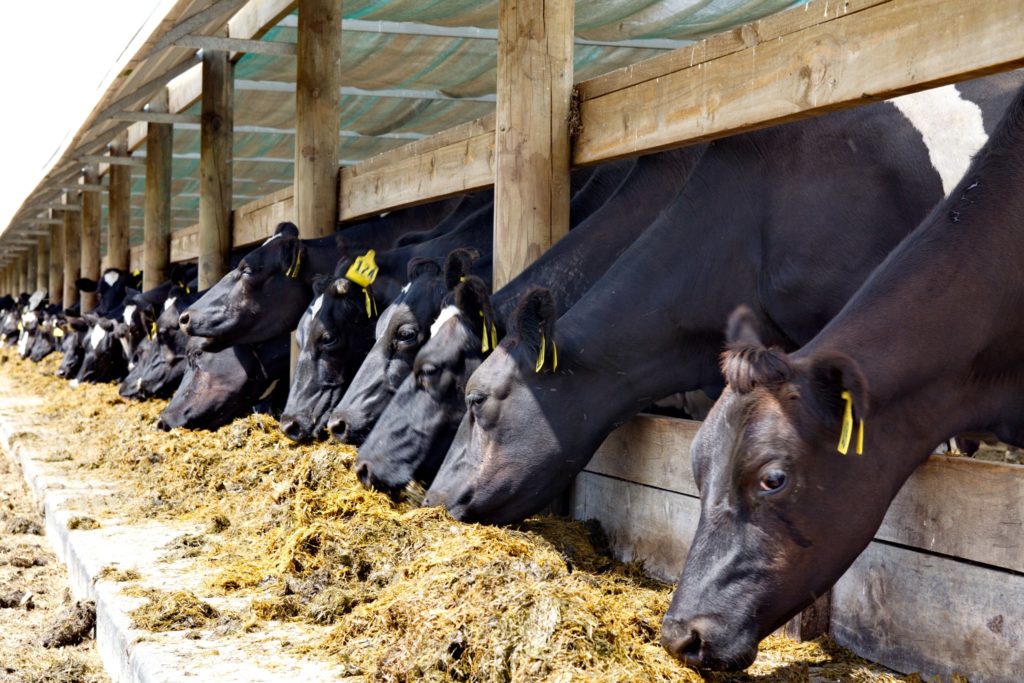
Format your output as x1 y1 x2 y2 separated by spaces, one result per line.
178 195 484 349
422 73 1024 525
156 334 290 431
28 307 63 362
349 146 706 490
75 268 143 317
73 315 129 384
276 202 495 443
661 81 1024 671
329 152 691 448
120 286 204 399
55 316 91 379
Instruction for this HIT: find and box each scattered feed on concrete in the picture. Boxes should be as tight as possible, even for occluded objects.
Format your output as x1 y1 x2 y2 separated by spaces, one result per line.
0 351 912 681
66 516 100 531
94 566 140 583
42 601 97 648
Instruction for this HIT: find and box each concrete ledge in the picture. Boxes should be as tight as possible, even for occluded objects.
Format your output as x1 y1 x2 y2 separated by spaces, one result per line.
0 398 347 683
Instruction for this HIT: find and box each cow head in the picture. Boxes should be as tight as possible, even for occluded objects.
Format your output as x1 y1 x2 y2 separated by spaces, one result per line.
355 274 495 495
157 336 288 431
424 288 576 523
179 222 309 348
122 288 201 399
29 312 61 363
279 272 381 442
56 317 90 379
75 316 128 384
661 307 880 670
326 250 474 445
76 268 142 317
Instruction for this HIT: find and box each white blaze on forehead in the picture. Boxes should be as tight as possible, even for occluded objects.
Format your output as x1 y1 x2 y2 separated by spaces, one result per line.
258 379 280 401
89 324 107 349
891 85 988 195
164 297 177 312
103 271 120 287
22 312 37 325
310 294 325 318
123 305 137 326
262 233 282 246
430 305 461 338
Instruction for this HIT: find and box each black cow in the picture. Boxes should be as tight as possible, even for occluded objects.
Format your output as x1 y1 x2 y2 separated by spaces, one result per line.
156 334 290 431
120 287 203 399
351 147 708 491
423 74 1023 524
178 196 481 349
73 315 129 384
76 268 143 317
55 317 91 379
663 81 1024 671
28 307 63 362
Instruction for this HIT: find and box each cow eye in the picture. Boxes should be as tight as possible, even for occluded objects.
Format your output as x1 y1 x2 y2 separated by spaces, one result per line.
395 325 418 344
420 363 439 377
759 468 788 494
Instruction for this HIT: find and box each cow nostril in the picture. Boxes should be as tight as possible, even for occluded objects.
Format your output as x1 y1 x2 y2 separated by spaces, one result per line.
281 419 306 443
661 622 704 665
355 462 372 488
178 312 190 329
328 418 348 443
155 417 169 432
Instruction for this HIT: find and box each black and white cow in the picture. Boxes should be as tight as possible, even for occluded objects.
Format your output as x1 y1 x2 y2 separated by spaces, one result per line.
119 286 204 399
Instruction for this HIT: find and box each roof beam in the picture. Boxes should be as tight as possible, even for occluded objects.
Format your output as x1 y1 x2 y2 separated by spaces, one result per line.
146 0 250 56
235 79 497 102
112 111 201 125
173 121 425 140
62 184 107 192
79 155 145 167
173 34 297 56
45 203 80 212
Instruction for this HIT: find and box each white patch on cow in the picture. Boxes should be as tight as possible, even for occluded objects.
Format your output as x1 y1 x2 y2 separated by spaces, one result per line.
123 304 137 326
69 379 80 389
310 294 325 319
891 85 988 195
430 305 461 338
128 362 136 371
164 297 177 312
400 282 411 294
21 311 37 325
258 379 280 401
262 233 282 246
17 331 29 357
119 336 132 361
103 271 120 287
89 324 107 350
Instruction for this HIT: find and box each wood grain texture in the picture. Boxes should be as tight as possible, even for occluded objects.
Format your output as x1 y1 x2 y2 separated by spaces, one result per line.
574 0 1024 164
832 542 1024 680
49 221 64 307
143 90 173 290
80 165 102 312
107 133 132 272
62 195 81 308
198 49 233 289
233 186 294 246
492 0 574 289
36 236 48 293
293 0 341 238
25 246 37 297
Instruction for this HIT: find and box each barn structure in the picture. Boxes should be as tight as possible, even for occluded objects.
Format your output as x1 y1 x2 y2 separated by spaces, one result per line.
1 0 1022 680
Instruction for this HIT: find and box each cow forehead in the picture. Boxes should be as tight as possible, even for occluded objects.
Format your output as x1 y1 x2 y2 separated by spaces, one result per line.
123 304 137 326
89 324 107 349
164 297 177 312
430 305 461 338
310 294 325 318
103 271 120 287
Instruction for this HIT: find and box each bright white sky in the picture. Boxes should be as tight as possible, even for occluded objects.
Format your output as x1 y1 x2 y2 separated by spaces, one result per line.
0 1 167 233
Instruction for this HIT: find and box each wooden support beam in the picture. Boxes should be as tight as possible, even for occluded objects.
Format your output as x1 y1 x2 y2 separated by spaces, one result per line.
15 255 25 295
173 34 297 57
36 236 49 293
293 0 342 238
198 49 233 289
49 217 64 308
144 90 173 291
80 155 145 167
108 133 132 272
573 0 1024 164
62 194 81 309
63 184 107 193
492 0 575 289
25 245 37 295
112 111 201 125
80 165 102 312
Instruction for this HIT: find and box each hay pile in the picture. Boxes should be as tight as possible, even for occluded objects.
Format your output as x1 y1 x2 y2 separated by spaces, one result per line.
0 351 909 681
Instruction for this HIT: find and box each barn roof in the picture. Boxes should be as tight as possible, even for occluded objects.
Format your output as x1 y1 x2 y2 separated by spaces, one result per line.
0 0 802 258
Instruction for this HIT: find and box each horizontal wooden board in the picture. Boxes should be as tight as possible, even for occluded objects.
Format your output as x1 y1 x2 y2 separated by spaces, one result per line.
832 541 1024 681
232 185 295 246
574 0 1024 164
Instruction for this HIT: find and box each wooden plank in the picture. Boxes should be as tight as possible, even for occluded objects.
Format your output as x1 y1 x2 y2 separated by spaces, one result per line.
36 236 49 293
227 0 296 42
232 185 294 246
49 219 64 307
338 127 495 222
25 246 37 295
574 0 1024 164
570 471 698 583
492 0 574 289
108 133 133 272
198 49 233 289
293 0 341 238
143 89 174 290
832 541 1024 680
170 224 201 263
587 415 701 496
62 195 81 308
80 165 102 312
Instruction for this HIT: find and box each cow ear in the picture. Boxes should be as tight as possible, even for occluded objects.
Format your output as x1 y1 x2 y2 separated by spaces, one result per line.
803 351 870 423
444 248 477 290
311 274 331 296
75 278 98 293
407 257 441 282
279 235 305 278
454 275 496 336
509 287 558 370
275 221 300 238
721 306 792 393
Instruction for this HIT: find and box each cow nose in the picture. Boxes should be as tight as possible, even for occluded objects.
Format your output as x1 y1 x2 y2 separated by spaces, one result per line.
661 619 705 666
355 461 372 488
327 415 350 443
177 311 191 330
280 417 306 443
155 417 170 432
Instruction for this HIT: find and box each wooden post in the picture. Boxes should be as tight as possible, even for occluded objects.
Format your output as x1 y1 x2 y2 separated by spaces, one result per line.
49 214 64 308
36 236 49 293
63 192 81 309
198 48 233 289
26 245 38 294
81 165 102 312
108 133 132 273
143 89 173 291
15 255 25 295
294 0 342 239
492 0 575 289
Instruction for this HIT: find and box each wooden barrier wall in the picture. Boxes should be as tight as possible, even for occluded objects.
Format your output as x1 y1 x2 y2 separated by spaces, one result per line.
571 414 1024 680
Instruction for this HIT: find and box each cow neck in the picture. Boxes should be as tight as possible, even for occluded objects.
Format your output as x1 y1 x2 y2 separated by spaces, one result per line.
301 234 347 283
797 111 1024 483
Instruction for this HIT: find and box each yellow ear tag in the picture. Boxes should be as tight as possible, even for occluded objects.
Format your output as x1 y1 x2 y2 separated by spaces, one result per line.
490 322 498 352
17 322 23 332
480 311 490 353
362 289 377 318
53 328 64 339
149 322 157 340
345 250 379 288
132 269 141 277
551 339 558 371
185 286 192 294
535 333 546 373
837 390 865 455
285 249 302 278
